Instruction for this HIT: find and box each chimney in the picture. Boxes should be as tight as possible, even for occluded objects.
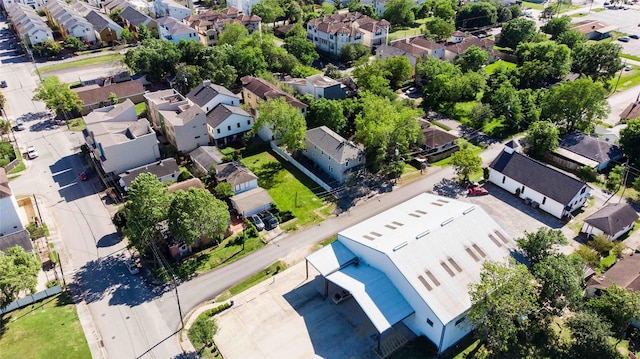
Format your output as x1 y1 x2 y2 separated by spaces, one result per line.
203 79 211 87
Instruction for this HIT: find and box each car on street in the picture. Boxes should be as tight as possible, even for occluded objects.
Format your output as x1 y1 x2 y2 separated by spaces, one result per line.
124 259 139 274
248 214 265 231
79 171 88 181
468 186 489 196
630 34 639 39
259 211 279 230
0 80 6 88
26 146 38 159
15 119 24 130
618 36 630 42
625 65 634 71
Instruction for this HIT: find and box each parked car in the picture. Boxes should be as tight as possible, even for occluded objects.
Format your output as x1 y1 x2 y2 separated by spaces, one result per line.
332 290 352 304
124 259 139 274
16 119 25 130
259 211 279 230
468 186 489 196
0 80 6 88
618 36 630 42
249 214 265 231
625 65 633 71
630 34 639 39
27 146 38 159
405 87 417 95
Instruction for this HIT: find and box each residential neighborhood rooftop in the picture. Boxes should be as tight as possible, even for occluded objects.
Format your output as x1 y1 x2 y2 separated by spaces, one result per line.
305 126 363 164
584 203 639 236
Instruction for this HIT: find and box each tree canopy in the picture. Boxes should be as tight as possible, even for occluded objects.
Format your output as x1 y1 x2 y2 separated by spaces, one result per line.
383 0 416 26
620 118 640 168
250 97 306 151
588 284 640 336
168 188 230 246
498 18 539 50
455 2 497 29
32 76 82 121
251 0 284 24
307 98 346 135
423 17 455 42
284 35 319 66
566 310 617 358
218 22 248 45
516 41 571 88
455 45 488 72
450 145 482 181
532 254 583 312
516 227 567 265
540 15 572 40
524 120 559 158
571 42 622 82
0 246 40 309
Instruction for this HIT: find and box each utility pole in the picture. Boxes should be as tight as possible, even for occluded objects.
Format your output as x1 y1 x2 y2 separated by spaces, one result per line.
611 60 626 96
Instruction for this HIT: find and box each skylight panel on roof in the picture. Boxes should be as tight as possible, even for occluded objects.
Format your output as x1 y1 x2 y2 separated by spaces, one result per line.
431 202 443 206
425 270 441 286
489 234 502 247
465 247 480 262
370 231 382 237
418 275 433 291
391 221 404 226
437 199 449 204
494 230 509 244
385 224 397 230
363 234 375 241
409 213 421 218
415 210 427 215
472 244 487 258
448 258 463 272
441 262 456 277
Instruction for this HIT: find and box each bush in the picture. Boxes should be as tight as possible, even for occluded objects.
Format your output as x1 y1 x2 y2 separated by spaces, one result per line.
575 244 599 266
26 222 49 239
203 303 232 317
46 279 60 288
588 235 614 255
178 167 193 181
576 165 597 181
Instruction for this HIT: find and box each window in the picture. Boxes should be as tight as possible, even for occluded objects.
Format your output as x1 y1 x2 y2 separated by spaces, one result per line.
227 125 231 131
247 120 251 125
237 123 240 128
195 136 200 139
330 34 333 39
521 186 525 194
427 318 433 327
542 197 546 205
502 176 505 184
455 317 465 326
216 129 221 134
581 187 586 194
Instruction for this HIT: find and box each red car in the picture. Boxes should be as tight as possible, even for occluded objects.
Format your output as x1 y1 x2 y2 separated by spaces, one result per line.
468 186 488 196
79 171 88 181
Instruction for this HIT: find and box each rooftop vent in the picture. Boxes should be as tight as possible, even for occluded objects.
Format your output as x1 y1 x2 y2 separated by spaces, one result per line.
463 206 476 215
416 230 430 240
393 241 408 252
441 217 454 227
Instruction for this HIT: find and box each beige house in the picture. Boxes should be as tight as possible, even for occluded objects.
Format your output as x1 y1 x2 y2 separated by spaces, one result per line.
306 12 389 56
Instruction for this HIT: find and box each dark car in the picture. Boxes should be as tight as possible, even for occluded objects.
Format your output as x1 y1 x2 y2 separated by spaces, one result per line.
0 80 6 88
259 211 279 230
468 186 489 196
630 34 639 39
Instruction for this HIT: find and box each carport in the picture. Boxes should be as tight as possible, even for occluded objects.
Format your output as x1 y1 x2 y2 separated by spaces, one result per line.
306 242 415 353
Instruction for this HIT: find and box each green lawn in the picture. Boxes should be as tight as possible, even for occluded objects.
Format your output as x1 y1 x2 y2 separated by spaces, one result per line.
216 261 287 301
68 117 85 131
388 26 423 42
241 150 332 228
620 53 640 62
431 139 483 168
484 60 516 75
609 67 640 93
0 292 91 359
522 1 544 10
38 54 124 73
135 102 147 117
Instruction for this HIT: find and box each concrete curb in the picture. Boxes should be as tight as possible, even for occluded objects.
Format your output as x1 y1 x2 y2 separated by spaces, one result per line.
177 299 234 355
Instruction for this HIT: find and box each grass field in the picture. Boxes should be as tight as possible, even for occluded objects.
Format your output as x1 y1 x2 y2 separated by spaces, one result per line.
135 102 147 117
620 53 640 62
522 1 544 10
388 27 423 42
38 53 124 73
484 60 517 75
0 292 91 359
609 67 640 93
241 150 332 228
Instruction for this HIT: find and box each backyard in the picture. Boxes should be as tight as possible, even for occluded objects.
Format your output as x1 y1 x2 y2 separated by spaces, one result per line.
0 292 91 359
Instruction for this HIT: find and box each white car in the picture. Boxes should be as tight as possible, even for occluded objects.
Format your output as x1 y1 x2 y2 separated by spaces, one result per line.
124 259 139 274
16 119 25 131
625 65 633 71
27 146 38 159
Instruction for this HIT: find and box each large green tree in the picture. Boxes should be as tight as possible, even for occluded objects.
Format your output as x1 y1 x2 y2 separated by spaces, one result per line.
383 0 415 26
450 145 482 181
32 76 82 121
380 57 412 88
188 316 219 350
468 259 539 353
251 0 284 24
168 188 230 246
122 173 171 255
516 227 567 265
540 15 572 39
218 22 249 45
0 246 40 309
533 254 583 312
455 45 488 72
455 2 497 29
588 284 640 336
566 311 617 358
352 63 395 99
124 39 181 82
250 97 306 151
571 42 622 82
524 120 559 158
516 41 571 88
340 43 370 63
620 118 640 168
541 78 609 134
423 17 455 42
284 35 319 66
307 98 346 134
498 18 539 50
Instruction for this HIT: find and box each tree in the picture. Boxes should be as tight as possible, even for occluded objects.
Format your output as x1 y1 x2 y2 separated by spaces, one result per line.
516 227 567 265
122 173 171 255
557 29 586 50
450 145 482 181
63 36 87 51
524 121 559 158
383 0 415 26
0 92 6 109
516 41 571 88
533 254 583 312
469 102 493 128
168 188 230 246
540 15 571 39
230 45 266 77
423 17 454 42
124 39 181 82
120 28 133 44
352 63 395 99
32 76 82 121
339 43 370 63
455 45 488 72
620 119 640 168
285 22 307 39
213 182 234 200
606 165 625 193
0 246 40 309
109 8 123 26
498 18 538 50
355 93 422 175
251 0 284 24
33 39 62 58
307 98 346 134
541 78 609 134
588 285 640 336
284 36 319 66
173 62 202 95
571 42 622 82
108 92 119 105
455 2 497 29
249 97 306 151
433 0 456 22
468 259 539 353
188 316 219 350
380 57 412 88
218 22 248 45
566 311 617 358
324 64 342 79
137 24 151 41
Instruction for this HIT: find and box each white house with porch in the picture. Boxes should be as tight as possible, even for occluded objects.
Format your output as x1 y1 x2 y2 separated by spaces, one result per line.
305 193 517 354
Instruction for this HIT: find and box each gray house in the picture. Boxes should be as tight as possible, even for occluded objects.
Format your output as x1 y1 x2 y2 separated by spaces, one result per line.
581 203 638 241
547 131 623 172
303 126 365 184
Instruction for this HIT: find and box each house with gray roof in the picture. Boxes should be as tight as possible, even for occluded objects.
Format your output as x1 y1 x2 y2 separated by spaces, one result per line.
206 103 253 146
586 254 640 297
84 10 123 44
120 6 157 38
582 203 638 241
488 144 591 219
284 73 346 100
188 146 224 175
119 158 180 191
0 230 33 253
186 80 240 113
7 3 54 46
157 15 198 44
303 126 365 184
215 161 258 195
547 131 623 172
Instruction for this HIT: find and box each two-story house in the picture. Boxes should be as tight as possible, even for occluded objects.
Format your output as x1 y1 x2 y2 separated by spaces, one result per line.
44 0 97 43
153 0 191 20
0 168 32 253
206 104 253 146
118 158 180 191
183 7 261 46
83 99 160 176
74 79 145 115
7 3 54 46
84 10 123 44
306 12 389 56
186 80 240 113
144 89 208 153
120 6 157 39
284 73 346 100
157 16 198 44
215 161 258 195
304 126 365 184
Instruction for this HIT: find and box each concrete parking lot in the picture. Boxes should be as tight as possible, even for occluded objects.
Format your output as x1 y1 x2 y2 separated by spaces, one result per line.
214 262 416 359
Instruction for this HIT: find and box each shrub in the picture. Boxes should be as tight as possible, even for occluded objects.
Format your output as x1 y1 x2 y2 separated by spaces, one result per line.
203 303 232 317
178 167 193 181
576 165 597 181
575 244 599 266
188 316 218 348
588 235 614 255
46 279 60 288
